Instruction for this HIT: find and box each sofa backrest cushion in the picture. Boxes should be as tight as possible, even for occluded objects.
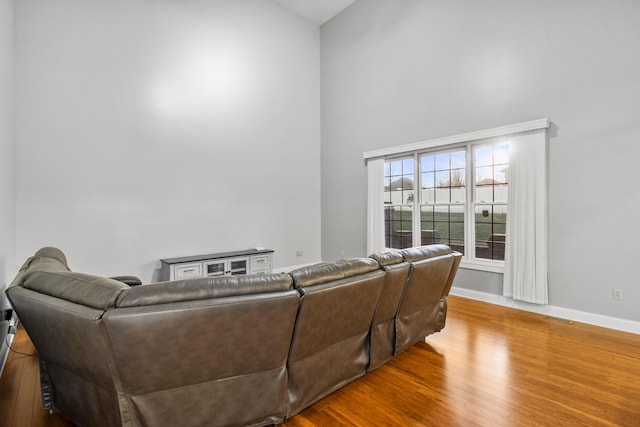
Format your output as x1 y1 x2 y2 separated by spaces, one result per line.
289 258 379 288
400 244 462 299
368 249 410 326
9 246 70 288
21 271 129 310
400 244 454 262
9 246 128 310
369 250 404 266
22 246 70 270
116 273 294 308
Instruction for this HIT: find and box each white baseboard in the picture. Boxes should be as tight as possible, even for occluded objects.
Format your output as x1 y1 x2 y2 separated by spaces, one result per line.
0 332 15 380
450 287 640 335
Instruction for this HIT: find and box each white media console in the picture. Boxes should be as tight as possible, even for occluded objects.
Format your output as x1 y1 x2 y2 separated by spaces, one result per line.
160 249 274 281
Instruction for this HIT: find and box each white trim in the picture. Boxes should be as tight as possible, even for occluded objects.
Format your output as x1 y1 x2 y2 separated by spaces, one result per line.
0 330 15 380
367 158 386 254
363 118 549 160
460 261 504 274
450 287 640 335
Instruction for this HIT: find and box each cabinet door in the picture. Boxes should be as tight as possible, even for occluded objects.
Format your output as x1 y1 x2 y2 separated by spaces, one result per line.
227 257 248 275
205 261 226 277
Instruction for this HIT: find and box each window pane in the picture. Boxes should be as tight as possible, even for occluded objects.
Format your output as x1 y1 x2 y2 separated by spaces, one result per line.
421 187 435 204
476 186 493 203
435 187 450 203
389 159 403 176
404 190 414 204
494 165 508 184
420 205 440 244
420 206 434 230
435 153 449 170
385 206 413 249
476 166 494 186
390 189 403 204
402 158 414 175
435 170 449 187
494 183 508 203
450 205 465 241
494 143 510 165
474 204 507 260
433 206 450 241
450 239 465 255
421 171 435 189
494 204 507 224
451 151 465 169
476 222 493 246
488 233 506 260
451 187 464 203
384 176 391 203
450 169 465 187
421 155 435 172
385 158 414 204
475 146 493 167
475 205 492 223
475 223 492 258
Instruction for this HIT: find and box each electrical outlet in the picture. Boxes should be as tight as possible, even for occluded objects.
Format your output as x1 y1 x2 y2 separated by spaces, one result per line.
296 250 303 257
613 288 623 300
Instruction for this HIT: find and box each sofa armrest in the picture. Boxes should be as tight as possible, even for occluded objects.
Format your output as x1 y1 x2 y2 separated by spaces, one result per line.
110 276 142 287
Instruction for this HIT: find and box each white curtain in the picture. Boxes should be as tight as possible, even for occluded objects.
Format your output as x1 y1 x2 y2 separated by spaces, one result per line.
367 158 385 255
503 129 548 304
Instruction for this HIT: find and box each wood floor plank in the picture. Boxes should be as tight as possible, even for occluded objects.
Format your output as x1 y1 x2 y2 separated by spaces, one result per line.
0 354 23 426
1 296 639 426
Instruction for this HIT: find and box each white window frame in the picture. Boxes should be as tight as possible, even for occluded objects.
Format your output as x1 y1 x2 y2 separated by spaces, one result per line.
365 118 549 273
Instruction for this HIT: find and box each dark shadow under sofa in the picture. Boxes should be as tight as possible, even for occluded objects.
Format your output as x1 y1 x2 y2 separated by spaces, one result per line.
6 245 461 427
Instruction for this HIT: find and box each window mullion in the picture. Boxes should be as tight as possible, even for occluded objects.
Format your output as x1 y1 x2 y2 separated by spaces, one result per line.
412 153 421 246
466 144 474 262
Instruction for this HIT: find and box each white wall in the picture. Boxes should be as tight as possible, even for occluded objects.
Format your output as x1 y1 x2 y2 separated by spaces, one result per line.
0 0 15 367
0 0 15 305
15 0 321 280
321 0 640 322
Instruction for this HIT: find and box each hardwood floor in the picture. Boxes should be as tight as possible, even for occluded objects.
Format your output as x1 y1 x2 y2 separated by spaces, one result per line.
1 296 639 426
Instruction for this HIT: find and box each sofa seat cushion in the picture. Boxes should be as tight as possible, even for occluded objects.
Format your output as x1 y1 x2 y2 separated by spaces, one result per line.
116 273 294 308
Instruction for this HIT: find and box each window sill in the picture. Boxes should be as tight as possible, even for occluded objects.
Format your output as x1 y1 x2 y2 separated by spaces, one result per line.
459 260 504 274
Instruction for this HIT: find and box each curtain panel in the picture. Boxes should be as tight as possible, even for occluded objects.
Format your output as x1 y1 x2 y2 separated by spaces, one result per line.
366 158 385 254
503 128 549 304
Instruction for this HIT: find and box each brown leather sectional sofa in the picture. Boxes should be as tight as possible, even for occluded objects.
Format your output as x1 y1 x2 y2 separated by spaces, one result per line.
6 245 461 427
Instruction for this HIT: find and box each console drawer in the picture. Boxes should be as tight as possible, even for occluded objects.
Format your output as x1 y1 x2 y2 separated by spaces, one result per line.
251 255 270 271
174 263 203 279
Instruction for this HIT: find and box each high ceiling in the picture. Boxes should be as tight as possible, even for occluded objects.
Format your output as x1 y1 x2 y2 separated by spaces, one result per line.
273 0 356 26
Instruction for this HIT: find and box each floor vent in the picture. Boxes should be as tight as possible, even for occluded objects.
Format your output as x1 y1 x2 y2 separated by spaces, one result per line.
543 315 574 325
